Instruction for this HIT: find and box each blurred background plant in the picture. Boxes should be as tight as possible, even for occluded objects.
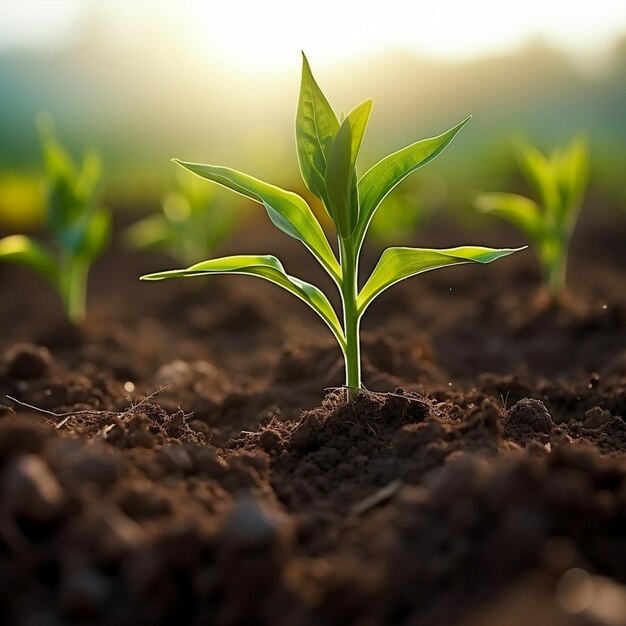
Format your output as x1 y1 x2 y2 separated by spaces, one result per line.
125 169 242 266
0 114 109 322
367 172 447 244
475 136 589 296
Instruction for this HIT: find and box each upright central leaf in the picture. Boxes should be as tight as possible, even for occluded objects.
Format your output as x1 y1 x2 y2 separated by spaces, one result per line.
296 53 339 210
324 99 374 239
325 117 354 239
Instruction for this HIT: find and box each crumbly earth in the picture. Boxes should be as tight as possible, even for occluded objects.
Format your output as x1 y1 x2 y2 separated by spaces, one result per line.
0 213 625 625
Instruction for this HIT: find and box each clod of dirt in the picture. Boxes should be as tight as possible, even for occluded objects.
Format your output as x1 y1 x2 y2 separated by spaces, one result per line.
259 428 283 453
504 398 554 444
156 444 194 474
2 454 64 522
4 342 52 379
187 445 228 478
53 441 124 489
584 406 612 429
381 388 430 427
219 497 285 551
0 418 51 459
116 481 171 520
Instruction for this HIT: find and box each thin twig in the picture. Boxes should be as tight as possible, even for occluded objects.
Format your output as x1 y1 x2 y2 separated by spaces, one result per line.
6 385 172 429
5 396 63 417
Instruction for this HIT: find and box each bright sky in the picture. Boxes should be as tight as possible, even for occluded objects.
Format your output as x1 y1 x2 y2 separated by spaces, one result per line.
1 0 625 71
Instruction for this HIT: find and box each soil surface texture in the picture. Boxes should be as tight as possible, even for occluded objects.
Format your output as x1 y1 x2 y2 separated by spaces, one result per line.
0 212 625 626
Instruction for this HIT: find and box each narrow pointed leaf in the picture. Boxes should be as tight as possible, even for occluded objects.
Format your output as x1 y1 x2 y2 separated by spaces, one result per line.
324 99 373 238
295 53 339 206
345 99 373 233
75 208 112 260
514 138 559 214
345 99 373 168
0 235 58 285
173 160 340 280
325 117 354 238
356 116 471 244
358 245 524 314
557 137 588 225
141 255 345 350
475 192 542 240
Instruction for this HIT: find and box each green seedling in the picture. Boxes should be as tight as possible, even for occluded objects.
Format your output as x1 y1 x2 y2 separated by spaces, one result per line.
125 169 239 266
142 54 522 395
0 115 110 323
475 136 588 296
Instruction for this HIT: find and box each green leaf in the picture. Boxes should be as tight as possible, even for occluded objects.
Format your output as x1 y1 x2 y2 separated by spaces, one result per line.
358 245 524 314
76 149 103 203
345 99 373 169
173 160 340 281
75 208 111 260
325 116 354 238
475 192 542 241
514 137 559 214
557 137 588 226
141 255 346 350
296 53 339 209
0 235 59 285
356 116 471 245
38 115 80 235
345 99 373 234
37 113 77 184
323 99 373 239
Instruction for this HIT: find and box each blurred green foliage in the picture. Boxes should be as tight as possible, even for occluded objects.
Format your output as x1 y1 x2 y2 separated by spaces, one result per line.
367 171 447 244
476 136 589 295
0 115 109 322
125 169 243 266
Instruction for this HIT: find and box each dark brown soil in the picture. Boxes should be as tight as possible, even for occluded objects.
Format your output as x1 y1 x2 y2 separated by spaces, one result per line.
0 212 625 626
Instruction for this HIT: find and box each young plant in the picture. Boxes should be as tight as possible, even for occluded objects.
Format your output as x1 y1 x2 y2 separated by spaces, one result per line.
475 136 589 296
0 115 110 323
142 54 522 394
125 169 240 266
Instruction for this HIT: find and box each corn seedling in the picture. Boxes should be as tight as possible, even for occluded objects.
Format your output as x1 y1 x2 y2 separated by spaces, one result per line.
125 169 239 266
0 115 110 323
142 54 522 395
475 136 588 296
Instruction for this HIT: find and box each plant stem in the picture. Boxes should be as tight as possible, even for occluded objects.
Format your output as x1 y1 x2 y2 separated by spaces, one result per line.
63 257 88 324
543 243 568 297
339 239 361 399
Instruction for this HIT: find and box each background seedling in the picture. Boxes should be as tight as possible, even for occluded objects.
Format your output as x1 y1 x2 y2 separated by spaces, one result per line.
368 173 446 244
0 114 110 323
142 54 522 395
125 169 240 266
475 136 589 296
